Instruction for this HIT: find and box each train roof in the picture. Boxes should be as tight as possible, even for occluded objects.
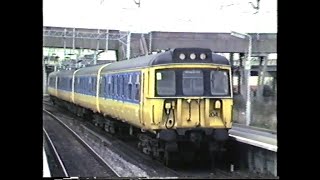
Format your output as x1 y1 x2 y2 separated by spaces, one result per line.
51 48 230 76
48 69 75 77
100 48 230 73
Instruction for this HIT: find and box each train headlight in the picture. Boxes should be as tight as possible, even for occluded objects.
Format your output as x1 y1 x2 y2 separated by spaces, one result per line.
214 100 221 109
200 53 206 60
179 53 186 60
190 53 196 60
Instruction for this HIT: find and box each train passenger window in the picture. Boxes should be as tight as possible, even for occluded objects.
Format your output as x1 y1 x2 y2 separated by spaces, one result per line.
156 70 176 96
100 76 106 97
80 77 83 92
117 75 121 97
88 77 92 93
81 78 84 93
107 76 112 97
65 78 67 90
93 77 95 94
112 76 116 96
182 70 204 96
63 78 65 90
134 74 140 101
78 78 80 92
69 78 72 91
62 78 64 89
123 74 129 99
84 77 86 93
87 77 90 94
121 75 125 97
210 71 229 96
57 77 60 88
76 77 79 92
128 74 133 99
58 77 60 89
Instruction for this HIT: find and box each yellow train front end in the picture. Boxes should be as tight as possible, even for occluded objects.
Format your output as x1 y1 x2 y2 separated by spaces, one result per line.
144 64 233 143
137 49 233 165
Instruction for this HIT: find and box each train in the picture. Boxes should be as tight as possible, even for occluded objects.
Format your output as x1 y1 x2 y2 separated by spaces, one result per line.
47 48 233 166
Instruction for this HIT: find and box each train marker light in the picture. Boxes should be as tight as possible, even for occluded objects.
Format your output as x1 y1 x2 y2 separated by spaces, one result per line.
190 53 196 60
179 53 186 60
200 53 206 60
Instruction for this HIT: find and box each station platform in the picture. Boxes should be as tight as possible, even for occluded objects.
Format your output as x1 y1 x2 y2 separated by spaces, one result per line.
43 147 51 177
229 123 277 152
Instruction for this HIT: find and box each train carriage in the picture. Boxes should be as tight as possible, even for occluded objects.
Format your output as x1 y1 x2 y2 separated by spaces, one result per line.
48 48 233 166
48 70 75 102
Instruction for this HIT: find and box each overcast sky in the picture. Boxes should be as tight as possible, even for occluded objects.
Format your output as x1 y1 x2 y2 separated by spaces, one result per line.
43 0 277 33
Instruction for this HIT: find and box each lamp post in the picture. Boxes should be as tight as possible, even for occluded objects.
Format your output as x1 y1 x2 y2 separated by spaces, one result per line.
231 31 252 126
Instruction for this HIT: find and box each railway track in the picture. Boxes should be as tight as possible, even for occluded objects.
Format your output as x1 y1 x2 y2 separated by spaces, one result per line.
43 109 120 177
43 129 69 177
44 104 180 178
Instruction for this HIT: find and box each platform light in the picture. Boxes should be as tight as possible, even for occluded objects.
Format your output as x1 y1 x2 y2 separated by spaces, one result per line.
200 53 206 60
190 53 196 60
179 53 186 60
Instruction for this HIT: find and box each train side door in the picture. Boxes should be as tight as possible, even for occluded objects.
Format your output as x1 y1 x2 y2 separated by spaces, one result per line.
55 76 58 96
140 71 146 126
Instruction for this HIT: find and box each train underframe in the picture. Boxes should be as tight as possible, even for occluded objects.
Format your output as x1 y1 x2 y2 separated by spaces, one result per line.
50 96 229 167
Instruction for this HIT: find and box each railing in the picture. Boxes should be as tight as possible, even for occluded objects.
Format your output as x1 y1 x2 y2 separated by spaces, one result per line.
43 29 128 41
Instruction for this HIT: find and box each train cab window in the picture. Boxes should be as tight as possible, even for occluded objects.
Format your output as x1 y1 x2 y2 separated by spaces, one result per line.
210 70 229 96
134 74 140 101
128 74 133 99
182 70 204 96
156 70 176 96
